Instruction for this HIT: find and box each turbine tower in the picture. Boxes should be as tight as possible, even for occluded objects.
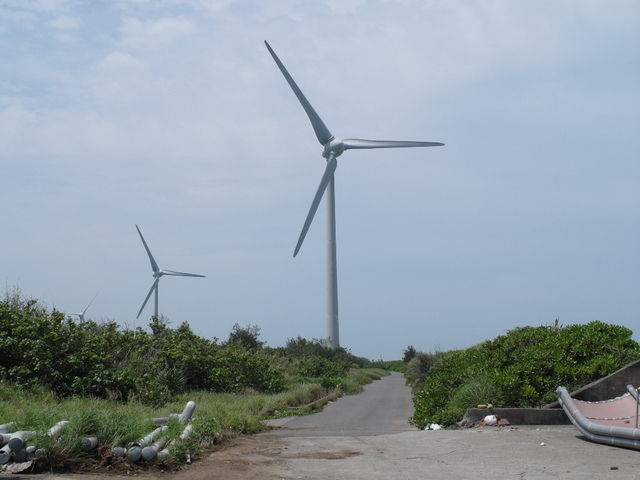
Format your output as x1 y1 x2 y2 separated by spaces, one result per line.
69 292 98 322
265 41 443 348
136 225 205 319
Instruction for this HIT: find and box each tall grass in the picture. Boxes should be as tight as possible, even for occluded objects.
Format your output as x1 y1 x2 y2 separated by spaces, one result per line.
0 367 387 472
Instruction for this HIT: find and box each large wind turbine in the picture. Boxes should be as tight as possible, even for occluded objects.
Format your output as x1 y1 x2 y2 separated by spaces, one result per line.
69 292 98 322
136 225 205 319
265 41 444 348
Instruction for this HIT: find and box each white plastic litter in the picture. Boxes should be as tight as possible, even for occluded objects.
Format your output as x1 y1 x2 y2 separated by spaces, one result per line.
483 415 498 426
425 424 442 430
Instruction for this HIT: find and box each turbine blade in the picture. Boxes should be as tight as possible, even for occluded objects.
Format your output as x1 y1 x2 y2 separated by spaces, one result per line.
136 225 160 273
343 139 444 150
265 41 333 146
162 270 206 278
294 154 338 257
137 278 159 319
82 292 99 315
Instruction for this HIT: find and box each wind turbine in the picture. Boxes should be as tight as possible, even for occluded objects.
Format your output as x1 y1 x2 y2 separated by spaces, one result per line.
69 292 98 322
265 41 444 348
135 225 205 319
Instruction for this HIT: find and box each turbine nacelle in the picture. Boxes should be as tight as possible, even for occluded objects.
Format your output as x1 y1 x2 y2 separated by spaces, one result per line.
322 137 345 158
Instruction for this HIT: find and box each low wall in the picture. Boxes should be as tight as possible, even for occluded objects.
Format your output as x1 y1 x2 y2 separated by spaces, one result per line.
460 408 570 427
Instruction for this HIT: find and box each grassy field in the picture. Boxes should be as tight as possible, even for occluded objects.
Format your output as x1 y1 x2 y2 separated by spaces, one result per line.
0 368 388 473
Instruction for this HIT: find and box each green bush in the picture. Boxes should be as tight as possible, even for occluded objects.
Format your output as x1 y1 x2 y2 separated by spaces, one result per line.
0 288 382 409
403 345 417 363
405 350 448 393
225 323 265 350
410 321 640 428
0 291 288 402
280 337 368 367
298 356 351 379
364 359 406 372
207 346 285 393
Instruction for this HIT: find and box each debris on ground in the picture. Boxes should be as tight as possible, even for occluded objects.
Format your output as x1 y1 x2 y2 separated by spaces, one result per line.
424 424 443 431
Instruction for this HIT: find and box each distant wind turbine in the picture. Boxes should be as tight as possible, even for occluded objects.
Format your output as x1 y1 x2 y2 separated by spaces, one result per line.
265 41 444 348
69 292 99 322
136 225 205 319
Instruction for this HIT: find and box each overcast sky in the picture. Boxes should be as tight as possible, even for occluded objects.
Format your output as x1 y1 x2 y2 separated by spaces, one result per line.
1 0 638 360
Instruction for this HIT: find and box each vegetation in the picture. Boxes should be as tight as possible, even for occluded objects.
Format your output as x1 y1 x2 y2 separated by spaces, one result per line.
0 370 386 472
402 345 417 363
0 298 285 406
9 285 637 468
373 359 406 373
0 288 388 472
409 320 640 428
404 350 447 393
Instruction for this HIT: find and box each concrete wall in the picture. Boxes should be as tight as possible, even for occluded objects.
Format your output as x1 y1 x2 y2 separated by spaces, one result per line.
460 408 570 426
568 359 640 402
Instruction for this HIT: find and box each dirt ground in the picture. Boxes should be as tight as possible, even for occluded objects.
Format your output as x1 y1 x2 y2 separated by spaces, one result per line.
51 434 295 480
173 433 360 480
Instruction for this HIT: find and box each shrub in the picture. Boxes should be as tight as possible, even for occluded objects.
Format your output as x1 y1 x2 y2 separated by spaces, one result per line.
0 288 383 408
298 356 351 379
225 323 265 350
207 346 285 393
410 321 640 428
364 359 406 372
405 350 448 393
280 337 368 367
403 345 417 363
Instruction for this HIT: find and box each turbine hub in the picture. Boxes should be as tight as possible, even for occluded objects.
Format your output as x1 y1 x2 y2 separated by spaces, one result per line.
322 137 345 158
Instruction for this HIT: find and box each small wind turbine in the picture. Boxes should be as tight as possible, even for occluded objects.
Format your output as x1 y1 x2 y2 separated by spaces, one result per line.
265 41 443 348
69 292 98 322
135 225 205 319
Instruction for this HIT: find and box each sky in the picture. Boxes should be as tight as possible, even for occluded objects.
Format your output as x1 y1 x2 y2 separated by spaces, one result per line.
1 0 638 361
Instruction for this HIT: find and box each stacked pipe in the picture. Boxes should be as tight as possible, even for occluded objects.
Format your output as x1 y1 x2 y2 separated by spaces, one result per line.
111 400 196 462
0 400 197 467
149 401 196 462
126 425 168 461
0 430 35 464
0 421 70 465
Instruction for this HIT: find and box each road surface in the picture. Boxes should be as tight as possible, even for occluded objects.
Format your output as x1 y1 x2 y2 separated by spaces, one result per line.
265 370 414 436
194 372 640 479
42 372 640 479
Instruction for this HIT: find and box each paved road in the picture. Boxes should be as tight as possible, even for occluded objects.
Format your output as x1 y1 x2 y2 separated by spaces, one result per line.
240 372 640 479
265 371 414 436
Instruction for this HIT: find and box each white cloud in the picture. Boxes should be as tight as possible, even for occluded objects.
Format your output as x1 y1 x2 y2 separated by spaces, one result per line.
48 14 80 30
120 16 197 48
0 0 77 13
322 0 366 14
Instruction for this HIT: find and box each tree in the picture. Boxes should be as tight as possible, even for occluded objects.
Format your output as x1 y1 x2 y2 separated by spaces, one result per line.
403 345 417 363
227 323 264 350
